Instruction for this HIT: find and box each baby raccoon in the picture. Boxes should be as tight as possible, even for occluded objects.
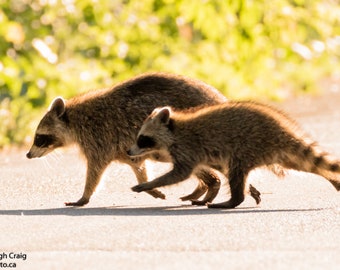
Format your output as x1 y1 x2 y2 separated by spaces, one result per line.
26 73 263 206
129 102 340 208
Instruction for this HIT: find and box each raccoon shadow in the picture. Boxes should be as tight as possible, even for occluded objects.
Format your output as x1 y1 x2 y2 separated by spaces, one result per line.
0 205 328 217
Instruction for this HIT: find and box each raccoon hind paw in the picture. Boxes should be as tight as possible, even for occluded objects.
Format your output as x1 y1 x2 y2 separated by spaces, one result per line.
64 197 89 207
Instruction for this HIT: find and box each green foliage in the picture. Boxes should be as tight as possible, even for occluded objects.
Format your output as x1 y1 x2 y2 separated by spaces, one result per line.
0 0 339 146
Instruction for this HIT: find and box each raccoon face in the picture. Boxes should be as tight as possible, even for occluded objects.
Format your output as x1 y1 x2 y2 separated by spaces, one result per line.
26 133 64 159
26 97 71 159
127 107 173 158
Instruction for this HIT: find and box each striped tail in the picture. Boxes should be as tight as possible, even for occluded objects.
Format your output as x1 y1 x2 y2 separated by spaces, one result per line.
280 139 340 191
304 142 340 191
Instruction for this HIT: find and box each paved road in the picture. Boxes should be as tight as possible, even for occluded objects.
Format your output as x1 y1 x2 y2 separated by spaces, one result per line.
0 90 340 269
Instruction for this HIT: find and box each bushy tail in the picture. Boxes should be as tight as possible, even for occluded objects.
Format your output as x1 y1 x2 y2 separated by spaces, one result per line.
281 140 340 191
328 179 340 191
302 142 340 190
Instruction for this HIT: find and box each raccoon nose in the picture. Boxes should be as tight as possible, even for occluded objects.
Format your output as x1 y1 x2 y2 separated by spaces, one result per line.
126 149 132 156
26 151 32 159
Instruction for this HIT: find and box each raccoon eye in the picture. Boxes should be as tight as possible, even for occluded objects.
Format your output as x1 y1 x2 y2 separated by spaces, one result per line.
137 135 156 149
34 134 55 148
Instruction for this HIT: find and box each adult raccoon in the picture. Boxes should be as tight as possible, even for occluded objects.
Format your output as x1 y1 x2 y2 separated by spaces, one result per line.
129 102 340 208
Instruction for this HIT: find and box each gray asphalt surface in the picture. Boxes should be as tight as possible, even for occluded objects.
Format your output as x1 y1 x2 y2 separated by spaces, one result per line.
1 89 340 269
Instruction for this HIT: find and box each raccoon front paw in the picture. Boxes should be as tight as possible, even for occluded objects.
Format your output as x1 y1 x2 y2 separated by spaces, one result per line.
131 183 152 193
65 197 89 207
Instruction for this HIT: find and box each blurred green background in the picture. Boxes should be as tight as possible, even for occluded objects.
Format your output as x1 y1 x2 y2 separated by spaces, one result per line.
0 0 339 147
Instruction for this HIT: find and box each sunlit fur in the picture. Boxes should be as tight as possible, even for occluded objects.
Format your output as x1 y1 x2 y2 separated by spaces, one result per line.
130 102 340 209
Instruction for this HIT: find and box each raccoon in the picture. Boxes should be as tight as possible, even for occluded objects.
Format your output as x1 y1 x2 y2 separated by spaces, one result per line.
26 73 263 206
129 102 340 208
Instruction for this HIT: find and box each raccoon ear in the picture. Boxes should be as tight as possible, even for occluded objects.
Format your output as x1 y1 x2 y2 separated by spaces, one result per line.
49 97 66 118
156 107 171 125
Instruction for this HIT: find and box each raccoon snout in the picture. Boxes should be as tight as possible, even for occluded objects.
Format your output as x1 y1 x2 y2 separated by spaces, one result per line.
127 146 146 158
127 148 140 157
26 151 32 159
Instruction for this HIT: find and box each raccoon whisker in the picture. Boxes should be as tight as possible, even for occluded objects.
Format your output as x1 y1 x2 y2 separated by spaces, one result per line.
49 150 62 163
41 156 54 171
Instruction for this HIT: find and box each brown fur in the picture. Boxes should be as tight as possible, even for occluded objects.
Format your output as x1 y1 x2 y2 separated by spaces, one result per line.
26 73 262 206
130 101 340 208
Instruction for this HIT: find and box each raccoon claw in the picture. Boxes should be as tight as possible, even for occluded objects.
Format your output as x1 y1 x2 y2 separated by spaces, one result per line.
65 197 89 207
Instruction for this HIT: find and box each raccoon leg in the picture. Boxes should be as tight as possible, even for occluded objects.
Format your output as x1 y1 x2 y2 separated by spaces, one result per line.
208 161 248 209
132 163 193 193
189 169 221 206
180 180 208 202
183 181 261 206
129 161 166 199
125 157 166 199
189 171 262 206
65 160 109 206
180 169 218 202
